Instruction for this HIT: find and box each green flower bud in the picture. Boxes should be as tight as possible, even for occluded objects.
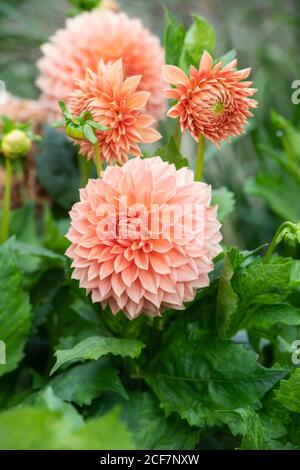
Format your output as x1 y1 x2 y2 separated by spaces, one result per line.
66 122 85 140
1 129 31 159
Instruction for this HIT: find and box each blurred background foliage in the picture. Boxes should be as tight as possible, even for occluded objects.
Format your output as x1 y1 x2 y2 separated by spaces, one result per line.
0 0 300 250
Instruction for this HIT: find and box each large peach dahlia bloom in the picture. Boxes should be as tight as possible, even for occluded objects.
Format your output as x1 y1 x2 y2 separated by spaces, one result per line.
163 51 257 145
69 59 161 164
36 9 166 121
66 157 222 319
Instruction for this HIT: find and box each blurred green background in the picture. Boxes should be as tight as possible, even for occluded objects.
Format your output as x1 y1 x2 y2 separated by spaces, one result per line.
1 0 299 249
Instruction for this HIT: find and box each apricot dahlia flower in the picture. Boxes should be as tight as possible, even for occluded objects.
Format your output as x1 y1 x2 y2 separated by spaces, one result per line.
69 59 161 164
36 9 166 121
163 51 257 145
66 157 222 319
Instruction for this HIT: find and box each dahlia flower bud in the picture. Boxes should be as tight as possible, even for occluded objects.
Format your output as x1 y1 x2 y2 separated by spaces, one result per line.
1 129 31 159
66 157 222 319
163 51 257 146
36 9 166 121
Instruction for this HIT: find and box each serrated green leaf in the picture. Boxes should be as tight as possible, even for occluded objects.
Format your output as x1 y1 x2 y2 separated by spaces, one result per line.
51 359 128 406
163 7 186 66
0 240 31 377
212 187 236 223
122 391 200 450
156 136 189 169
179 15 215 71
51 335 144 374
145 327 287 428
276 369 300 413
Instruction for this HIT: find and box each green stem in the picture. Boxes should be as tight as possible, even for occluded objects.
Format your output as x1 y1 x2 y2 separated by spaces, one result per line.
93 142 102 178
0 158 13 244
263 221 295 264
195 134 205 181
79 155 89 187
173 119 182 149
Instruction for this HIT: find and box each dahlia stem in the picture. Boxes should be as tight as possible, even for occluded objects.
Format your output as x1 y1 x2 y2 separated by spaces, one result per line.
93 142 102 178
173 119 182 149
79 155 89 187
0 158 13 244
195 134 205 181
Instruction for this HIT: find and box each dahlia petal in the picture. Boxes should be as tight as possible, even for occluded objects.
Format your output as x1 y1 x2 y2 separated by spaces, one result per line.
162 65 189 85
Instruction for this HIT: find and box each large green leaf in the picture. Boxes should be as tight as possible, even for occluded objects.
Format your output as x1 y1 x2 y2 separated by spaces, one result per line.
275 369 300 413
180 15 215 71
51 335 144 374
0 388 133 450
163 7 186 66
156 137 189 170
145 327 287 428
122 391 200 450
51 359 128 406
0 240 31 377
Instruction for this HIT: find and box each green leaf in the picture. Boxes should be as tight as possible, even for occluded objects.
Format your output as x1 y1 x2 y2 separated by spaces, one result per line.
163 7 186 66
246 173 300 222
244 304 300 330
232 257 293 310
271 110 300 163
0 388 133 450
58 100 73 121
179 15 215 71
156 137 189 169
43 207 70 254
36 126 80 209
145 327 287 428
52 119 65 128
212 187 236 223
51 359 128 406
122 391 200 450
220 408 263 450
276 369 300 413
216 251 239 336
87 120 108 131
11 240 66 270
83 123 97 144
228 256 293 335
0 240 31 377
51 335 144 374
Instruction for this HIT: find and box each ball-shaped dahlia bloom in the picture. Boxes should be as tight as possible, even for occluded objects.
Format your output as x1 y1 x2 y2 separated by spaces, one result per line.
163 51 257 146
66 157 222 319
69 59 161 164
36 9 166 121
